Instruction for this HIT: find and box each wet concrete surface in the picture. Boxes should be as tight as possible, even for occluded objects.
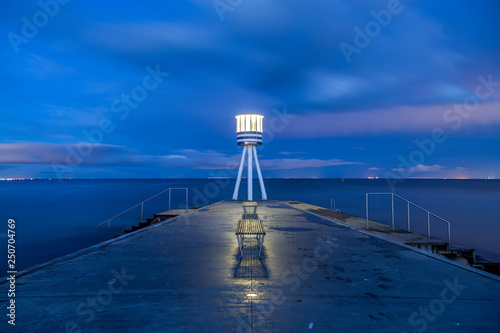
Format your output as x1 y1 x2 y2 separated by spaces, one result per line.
1 200 499 332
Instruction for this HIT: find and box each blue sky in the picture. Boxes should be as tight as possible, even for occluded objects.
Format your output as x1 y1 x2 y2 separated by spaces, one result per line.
1 0 499 179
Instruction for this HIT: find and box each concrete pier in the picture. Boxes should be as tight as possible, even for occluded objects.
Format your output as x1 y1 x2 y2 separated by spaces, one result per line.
1 200 500 332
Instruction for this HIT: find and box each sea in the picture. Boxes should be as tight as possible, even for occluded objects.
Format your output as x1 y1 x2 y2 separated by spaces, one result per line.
1 178 499 273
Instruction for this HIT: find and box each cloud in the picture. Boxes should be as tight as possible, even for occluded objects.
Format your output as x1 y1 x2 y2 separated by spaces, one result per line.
23 54 77 80
158 150 236 169
72 1 479 114
0 142 361 172
278 151 306 156
158 149 362 170
260 158 363 170
284 101 500 138
0 142 68 164
391 164 446 174
303 72 369 104
42 105 108 127
0 142 136 165
83 21 218 54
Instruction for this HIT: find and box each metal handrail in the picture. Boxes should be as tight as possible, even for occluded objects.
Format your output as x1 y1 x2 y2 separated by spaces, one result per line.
330 199 340 212
96 187 188 229
365 193 451 243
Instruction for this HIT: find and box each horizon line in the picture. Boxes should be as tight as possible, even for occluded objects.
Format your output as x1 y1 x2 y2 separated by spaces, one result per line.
0 177 496 181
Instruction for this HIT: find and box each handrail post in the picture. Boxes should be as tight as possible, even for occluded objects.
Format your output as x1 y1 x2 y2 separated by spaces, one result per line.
391 193 395 228
141 202 144 222
427 212 430 237
407 201 410 232
108 220 110 229
185 188 188 210
169 189 171 211
365 194 369 230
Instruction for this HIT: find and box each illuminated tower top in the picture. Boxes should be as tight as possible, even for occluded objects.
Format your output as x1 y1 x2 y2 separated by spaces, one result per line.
236 114 263 146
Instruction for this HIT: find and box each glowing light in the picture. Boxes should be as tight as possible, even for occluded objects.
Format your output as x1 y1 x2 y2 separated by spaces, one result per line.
235 114 264 133
246 293 258 298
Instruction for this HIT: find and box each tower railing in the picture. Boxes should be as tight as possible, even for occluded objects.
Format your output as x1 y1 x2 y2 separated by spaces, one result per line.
365 193 451 243
96 188 188 229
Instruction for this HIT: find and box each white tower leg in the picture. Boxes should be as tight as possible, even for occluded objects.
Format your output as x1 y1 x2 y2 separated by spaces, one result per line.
252 146 267 200
232 146 247 200
247 145 253 201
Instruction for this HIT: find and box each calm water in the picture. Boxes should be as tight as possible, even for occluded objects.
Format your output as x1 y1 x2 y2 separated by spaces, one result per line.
1 178 499 272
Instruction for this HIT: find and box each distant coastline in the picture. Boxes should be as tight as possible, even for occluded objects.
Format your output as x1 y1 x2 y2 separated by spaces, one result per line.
1 177 497 181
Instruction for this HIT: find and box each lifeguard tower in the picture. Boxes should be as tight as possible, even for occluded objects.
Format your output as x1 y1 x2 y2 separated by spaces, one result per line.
232 114 267 201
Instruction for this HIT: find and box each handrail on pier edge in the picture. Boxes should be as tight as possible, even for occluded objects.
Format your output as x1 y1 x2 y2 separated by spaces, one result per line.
96 188 188 229
365 192 451 243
